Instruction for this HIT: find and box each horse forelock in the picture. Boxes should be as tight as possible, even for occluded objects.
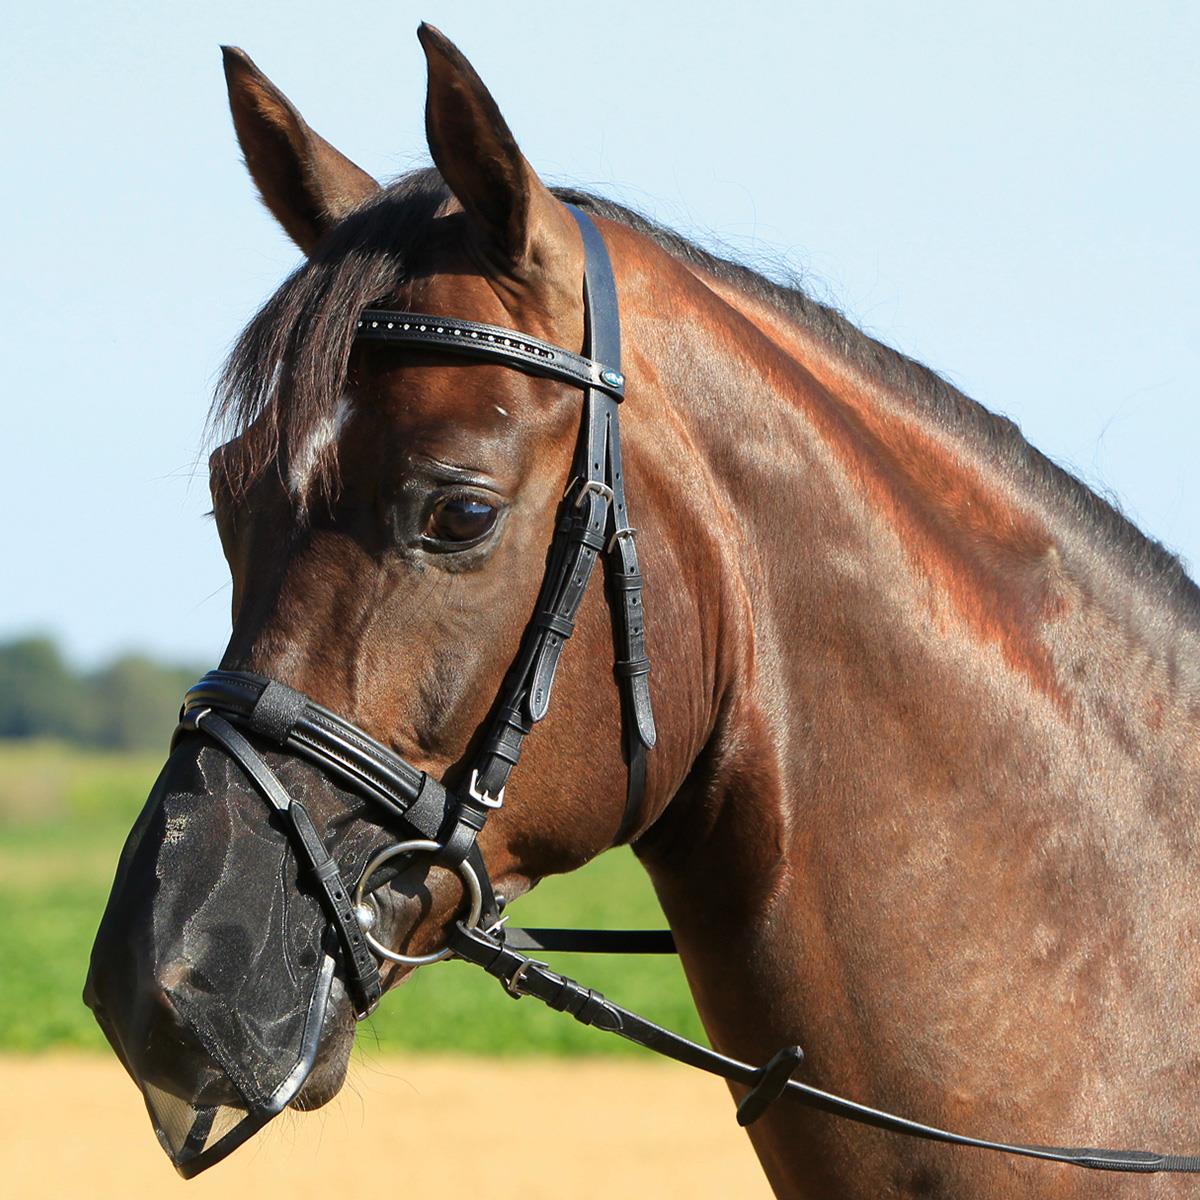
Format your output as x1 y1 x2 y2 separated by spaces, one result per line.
211 168 451 508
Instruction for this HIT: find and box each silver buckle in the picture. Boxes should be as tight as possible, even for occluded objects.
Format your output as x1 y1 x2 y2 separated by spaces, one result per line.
185 706 213 731
606 527 638 554
570 478 614 508
505 957 547 999
469 769 505 809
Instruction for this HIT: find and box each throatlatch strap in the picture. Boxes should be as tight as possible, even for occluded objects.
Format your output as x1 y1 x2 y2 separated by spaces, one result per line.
569 206 656 842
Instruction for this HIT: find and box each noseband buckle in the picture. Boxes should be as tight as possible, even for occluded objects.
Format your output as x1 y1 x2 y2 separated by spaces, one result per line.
468 769 505 809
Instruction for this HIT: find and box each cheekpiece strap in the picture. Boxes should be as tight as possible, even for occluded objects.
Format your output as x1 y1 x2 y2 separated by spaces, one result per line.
457 205 655 851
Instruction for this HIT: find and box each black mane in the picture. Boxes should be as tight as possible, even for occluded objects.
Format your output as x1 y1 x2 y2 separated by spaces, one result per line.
214 169 451 499
214 169 1199 615
558 188 1200 620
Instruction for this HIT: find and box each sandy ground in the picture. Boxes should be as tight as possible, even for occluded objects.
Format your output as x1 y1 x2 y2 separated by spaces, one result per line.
0 1054 773 1199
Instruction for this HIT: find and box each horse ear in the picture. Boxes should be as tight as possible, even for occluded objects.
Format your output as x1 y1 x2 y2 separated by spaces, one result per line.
417 24 572 277
221 46 379 255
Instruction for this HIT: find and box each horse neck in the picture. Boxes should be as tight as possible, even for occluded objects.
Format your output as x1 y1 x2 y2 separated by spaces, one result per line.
621 240 1200 1188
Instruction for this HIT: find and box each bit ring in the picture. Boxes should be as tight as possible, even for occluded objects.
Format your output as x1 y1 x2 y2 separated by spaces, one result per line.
353 838 483 966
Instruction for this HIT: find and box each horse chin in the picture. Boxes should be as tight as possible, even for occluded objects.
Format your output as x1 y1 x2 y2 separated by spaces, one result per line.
292 1054 350 1110
292 980 357 1111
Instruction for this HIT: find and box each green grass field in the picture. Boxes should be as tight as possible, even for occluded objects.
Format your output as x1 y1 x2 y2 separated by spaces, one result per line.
0 740 704 1055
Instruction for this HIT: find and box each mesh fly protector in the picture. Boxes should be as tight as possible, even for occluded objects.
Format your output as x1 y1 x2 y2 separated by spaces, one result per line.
89 739 390 1176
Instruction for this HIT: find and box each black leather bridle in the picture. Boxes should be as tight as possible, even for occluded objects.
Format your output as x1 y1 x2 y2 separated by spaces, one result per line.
176 205 1200 1177
179 206 653 1011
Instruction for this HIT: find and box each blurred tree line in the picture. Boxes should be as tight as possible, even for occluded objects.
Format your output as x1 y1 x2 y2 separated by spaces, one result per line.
0 635 202 752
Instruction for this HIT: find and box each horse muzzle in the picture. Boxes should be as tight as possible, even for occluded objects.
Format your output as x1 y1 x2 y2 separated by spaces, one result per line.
84 737 361 1176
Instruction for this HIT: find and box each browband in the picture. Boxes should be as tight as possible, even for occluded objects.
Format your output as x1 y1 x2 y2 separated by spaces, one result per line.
355 309 626 400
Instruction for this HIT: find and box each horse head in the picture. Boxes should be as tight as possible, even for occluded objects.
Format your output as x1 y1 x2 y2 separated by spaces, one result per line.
85 23 1200 1197
84 26 694 1174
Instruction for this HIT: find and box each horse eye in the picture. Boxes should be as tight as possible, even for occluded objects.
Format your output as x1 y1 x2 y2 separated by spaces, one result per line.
425 495 499 544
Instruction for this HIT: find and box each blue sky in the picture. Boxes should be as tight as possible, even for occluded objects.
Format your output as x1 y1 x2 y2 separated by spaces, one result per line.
3 2 1197 665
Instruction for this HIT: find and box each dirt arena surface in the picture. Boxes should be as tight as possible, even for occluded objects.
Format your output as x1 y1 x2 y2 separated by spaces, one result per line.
1 1054 772 1199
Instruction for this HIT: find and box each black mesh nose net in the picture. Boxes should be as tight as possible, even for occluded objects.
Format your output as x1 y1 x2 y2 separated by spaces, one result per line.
141 953 334 1177
89 738 388 1177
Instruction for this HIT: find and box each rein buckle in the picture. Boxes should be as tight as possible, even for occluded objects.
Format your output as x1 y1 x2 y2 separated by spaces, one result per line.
504 957 548 999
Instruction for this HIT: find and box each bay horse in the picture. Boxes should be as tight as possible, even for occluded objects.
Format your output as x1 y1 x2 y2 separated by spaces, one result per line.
85 24 1200 1199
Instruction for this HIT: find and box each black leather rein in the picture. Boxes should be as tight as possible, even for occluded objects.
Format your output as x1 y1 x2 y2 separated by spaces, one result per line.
177 205 1199 1176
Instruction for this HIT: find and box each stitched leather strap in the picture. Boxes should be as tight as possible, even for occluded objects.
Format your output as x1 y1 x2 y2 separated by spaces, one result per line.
182 672 425 817
503 927 675 954
179 675 500 943
571 206 656 841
